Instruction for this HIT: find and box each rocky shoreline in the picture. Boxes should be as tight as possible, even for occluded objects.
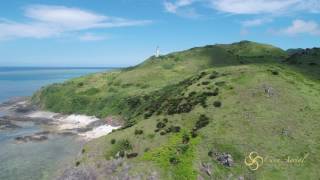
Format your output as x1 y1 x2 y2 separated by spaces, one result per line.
0 97 124 180
0 98 121 143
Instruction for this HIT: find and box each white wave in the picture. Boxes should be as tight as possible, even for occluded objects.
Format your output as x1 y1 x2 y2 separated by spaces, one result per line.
79 125 121 140
57 114 99 130
26 111 59 119
24 110 121 140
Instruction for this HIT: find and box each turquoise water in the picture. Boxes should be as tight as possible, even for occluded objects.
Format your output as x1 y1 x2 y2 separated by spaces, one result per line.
0 67 111 102
0 67 113 180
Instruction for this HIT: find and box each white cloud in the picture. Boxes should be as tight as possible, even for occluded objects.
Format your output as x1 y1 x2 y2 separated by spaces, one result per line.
164 0 201 18
165 0 320 15
240 28 249 35
164 0 195 13
280 19 320 35
0 5 151 40
241 18 273 27
79 33 108 41
210 0 299 14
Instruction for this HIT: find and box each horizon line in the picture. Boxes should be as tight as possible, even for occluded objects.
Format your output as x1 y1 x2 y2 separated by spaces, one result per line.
0 66 125 69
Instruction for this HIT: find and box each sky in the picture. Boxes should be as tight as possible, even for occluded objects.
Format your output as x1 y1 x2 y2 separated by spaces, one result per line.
0 0 319 67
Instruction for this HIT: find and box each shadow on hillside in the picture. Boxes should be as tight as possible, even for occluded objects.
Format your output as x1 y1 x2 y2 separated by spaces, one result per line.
282 49 320 81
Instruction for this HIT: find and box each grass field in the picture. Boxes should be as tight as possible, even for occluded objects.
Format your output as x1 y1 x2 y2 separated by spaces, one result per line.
33 41 320 179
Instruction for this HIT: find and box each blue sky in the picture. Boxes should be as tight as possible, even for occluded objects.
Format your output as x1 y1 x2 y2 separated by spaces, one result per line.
0 0 319 67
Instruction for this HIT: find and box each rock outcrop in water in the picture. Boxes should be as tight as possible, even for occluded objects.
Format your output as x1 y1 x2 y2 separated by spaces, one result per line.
0 118 20 130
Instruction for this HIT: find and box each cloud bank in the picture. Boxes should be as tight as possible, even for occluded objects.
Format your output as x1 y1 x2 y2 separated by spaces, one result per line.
164 0 320 15
0 5 151 40
280 19 320 36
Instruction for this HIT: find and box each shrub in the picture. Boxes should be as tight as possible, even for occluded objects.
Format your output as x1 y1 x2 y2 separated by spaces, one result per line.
165 128 172 133
169 156 180 165
144 112 153 119
170 126 181 133
202 81 210 85
111 139 116 144
147 134 155 139
213 88 219 96
177 144 189 154
177 103 193 113
156 122 166 129
191 129 198 138
160 131 167 135
199 71 207 78
209 74 218 79
309 62 317 66
127 97 141 109
163 118 168 123
81 149 86 154
271 70 279 75
83 88 100 95
76 161 80 166
213 101 222 108
195 115 210 130
119 151 125 158
120 139 132 150
134 129 144 135
126 152 138 158
112 139 132 156
215 81 226 86
182 133 190 144
77 82 84 87
208 150 214 157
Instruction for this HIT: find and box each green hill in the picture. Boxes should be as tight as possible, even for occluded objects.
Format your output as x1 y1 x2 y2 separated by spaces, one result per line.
32 41 320 179
32 41 287 121
284 48 320 80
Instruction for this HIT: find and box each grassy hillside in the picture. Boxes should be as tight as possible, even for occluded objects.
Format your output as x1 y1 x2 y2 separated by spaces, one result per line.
33 41 320 179
32 41 286 122
284 48 320 80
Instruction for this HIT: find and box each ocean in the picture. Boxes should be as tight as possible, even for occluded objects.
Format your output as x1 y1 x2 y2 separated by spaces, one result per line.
0 67 111 102
0 67 113 180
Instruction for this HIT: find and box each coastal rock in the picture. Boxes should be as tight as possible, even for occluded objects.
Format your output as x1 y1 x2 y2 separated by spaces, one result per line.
104 158 124 174
57 167 97 180
15 134 48 143
0 118 20 130
200 162 212 176
58 131 77 136
147 172 159 180
216 153 234 167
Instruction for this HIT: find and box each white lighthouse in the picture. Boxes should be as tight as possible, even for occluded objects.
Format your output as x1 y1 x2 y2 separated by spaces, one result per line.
155 46 160 57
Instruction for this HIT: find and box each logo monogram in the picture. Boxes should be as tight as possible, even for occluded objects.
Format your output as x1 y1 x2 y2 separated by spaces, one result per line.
244 152 264 171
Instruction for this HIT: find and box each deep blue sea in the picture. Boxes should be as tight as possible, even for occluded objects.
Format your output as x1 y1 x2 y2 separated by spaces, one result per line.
0 67 111 102
0 67 113 180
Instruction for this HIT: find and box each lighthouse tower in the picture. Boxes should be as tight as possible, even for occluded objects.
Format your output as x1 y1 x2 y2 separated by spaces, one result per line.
155 46 160 57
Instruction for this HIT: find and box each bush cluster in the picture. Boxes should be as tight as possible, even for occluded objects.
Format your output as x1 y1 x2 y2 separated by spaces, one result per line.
215 81 226 86
134 129 144 135
110 139 133 158
202 81 210 85
213 101 222 108
182 133 190 144
195 114 210 130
